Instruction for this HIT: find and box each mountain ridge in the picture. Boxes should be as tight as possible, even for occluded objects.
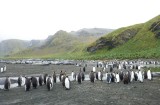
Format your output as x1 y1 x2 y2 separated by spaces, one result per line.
1 28 113 58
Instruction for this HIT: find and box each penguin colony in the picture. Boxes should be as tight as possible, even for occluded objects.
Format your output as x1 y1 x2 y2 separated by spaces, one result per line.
1 60 155 91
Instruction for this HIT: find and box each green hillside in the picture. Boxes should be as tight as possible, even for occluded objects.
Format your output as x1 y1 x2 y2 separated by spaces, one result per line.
8 15 160 60
85 15 160 59
9 30 100 59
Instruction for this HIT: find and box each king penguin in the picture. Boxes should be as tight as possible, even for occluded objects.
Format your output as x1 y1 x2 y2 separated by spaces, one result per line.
134 71 138 81
39 75 43 86
115 72 120 83
62 74 66 87
81 71 85 81
106 72 111 83
3 65 6 72
31 76 38 89
130 71 134 82
90 71 95 83
119 71 124 81
1 67 3 73
53 71 56 83
144 70 147 79
93 66 96 72
18 75 22 87
4 76 11 90
46 76 53 91
59 70 63 82
25 77 31 91
98 70 103 81
138 70 143 83
44 74 48 85
147 70 152 80
77 72 82 84
65 76 70 90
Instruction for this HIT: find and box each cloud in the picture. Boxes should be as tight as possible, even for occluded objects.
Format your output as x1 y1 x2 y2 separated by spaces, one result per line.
0 0 159 40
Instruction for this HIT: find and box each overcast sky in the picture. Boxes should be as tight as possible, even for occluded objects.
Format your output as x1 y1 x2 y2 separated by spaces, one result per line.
0 0 159 41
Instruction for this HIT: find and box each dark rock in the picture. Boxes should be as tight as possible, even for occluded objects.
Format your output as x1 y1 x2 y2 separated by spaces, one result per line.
150 21 160 38
87 29 139 52
150 21 160 32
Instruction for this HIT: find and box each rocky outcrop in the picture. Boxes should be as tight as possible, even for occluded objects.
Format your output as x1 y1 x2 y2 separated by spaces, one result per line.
87 29 139 52
150 21 160 38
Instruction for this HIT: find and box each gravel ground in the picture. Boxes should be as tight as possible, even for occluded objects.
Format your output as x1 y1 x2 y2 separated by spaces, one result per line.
0 62 160 105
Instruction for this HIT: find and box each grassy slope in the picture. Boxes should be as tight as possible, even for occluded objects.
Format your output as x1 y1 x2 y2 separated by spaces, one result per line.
9 31 99 59
7 15 160 60
81 15 160 60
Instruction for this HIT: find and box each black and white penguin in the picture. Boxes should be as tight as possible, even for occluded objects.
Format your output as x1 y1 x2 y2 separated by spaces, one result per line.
115 72 120 83
134 71 138 81
130 71 134 82
119 71 124 81
111 72 115 82
17 75 22 87
81 71 85 81
83 67 86 72
97 62 99 68
53 71 56 83
144 70 147 79
90 71 95 83
65 76 70 90
4 77 11 90
138 70 143 82
136 65 138 70
127 71 131 83
95 72 98 80
93 66 96 72
71 71 76 81
1 66 4 73
25 77 31 91
46 76 53 91
118 64 122 70
98 70 103 81
138 65 141 70
3 65 6 72
147 70 152 80
44 74 48 85
39 75 43 86
106 72 111 83
62 74 66 87
31 76 38 89
110 66 113 72
77 72 82 84
59 70 63 82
